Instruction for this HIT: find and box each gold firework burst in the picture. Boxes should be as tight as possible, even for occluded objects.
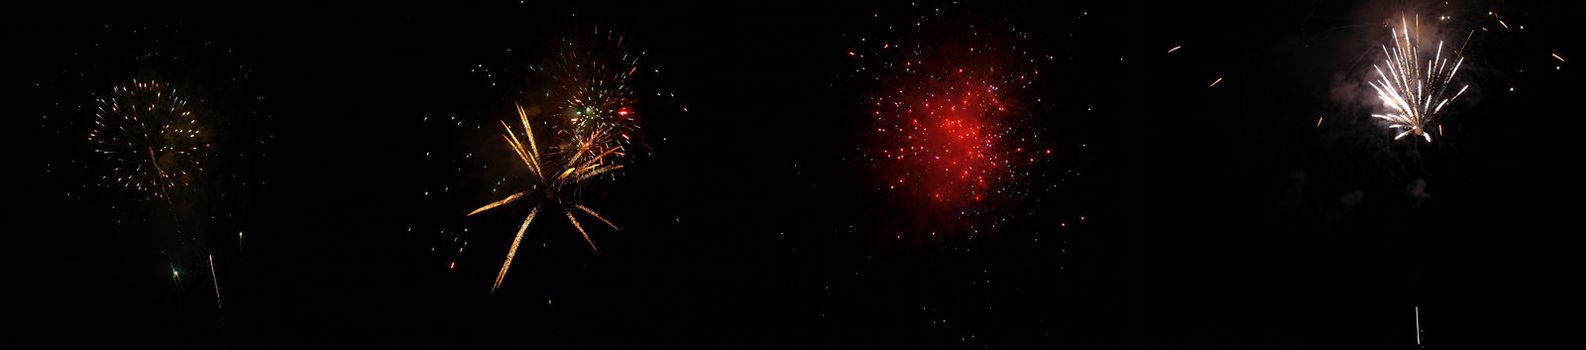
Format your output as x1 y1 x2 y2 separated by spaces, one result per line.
88 79 209 199
468 103 624 293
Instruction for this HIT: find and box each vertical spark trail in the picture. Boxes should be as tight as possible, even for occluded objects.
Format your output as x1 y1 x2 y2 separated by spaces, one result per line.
208 254 226 339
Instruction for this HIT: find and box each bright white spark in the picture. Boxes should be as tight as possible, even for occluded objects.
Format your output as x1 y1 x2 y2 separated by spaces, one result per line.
1366 16 1469 143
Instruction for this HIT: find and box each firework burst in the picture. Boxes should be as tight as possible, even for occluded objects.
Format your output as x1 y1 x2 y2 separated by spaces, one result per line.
855 13 1051 218
1367 16 1470 143
538 29 644 168
457 27 664 293
467 104 625 293
88 79 209 199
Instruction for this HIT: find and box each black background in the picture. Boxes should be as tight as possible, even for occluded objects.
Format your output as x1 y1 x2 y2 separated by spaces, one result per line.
8 0 1578 349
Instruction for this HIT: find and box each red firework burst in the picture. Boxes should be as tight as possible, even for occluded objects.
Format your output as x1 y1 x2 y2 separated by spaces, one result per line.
858 16 1048 214
878 68 1013 206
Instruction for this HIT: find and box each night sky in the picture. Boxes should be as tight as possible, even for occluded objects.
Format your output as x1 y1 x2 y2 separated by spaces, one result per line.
8 1 1578 349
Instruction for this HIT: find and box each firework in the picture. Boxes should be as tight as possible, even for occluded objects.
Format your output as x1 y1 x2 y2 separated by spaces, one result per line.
88 79 209 199
856 14 1050 215
467 104 624 293
1367 16 1469 143
540 29 644 168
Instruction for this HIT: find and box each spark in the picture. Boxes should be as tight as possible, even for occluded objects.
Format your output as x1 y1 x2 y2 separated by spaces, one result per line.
543 29 644 169
1208 77 1223 87
1489 11 1509 30
1415 305 1423 346
1366 16 1469 143
1553 53 1566 63
208 254 226 336
1167 45 1182 54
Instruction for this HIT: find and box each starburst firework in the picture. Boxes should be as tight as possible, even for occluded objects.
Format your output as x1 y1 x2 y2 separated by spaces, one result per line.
467 104 624 293
88 79 209 199
1367 16 1470 143
541 29 643 168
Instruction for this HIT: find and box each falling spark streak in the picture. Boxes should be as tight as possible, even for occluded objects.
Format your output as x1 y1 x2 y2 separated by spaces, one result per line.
1553 53 1567 63
1167 45 1182 54
1488 11 1506 28
470 103 624 293
574 204 619 230
1209 77 1223 87
1456 30 1474 55
492 207 537 293
564 210 596 253
467 191 526 217
208 254 226 337
1366 16 1469 143
1415 306 1423 346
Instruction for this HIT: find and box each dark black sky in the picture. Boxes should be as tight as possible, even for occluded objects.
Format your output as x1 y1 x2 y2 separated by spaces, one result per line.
9 0 1579 349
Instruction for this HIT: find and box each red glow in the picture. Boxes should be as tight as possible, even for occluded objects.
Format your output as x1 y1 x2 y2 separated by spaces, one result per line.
875 66 1012 207
858 16 1052 224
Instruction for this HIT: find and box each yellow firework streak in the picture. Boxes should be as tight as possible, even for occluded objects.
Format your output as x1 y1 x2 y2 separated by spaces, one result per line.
469 103 625 293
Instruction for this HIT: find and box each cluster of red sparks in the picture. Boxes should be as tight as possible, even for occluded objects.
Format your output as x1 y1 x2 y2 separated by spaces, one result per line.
857 17 1049 213
876 68 1013 206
